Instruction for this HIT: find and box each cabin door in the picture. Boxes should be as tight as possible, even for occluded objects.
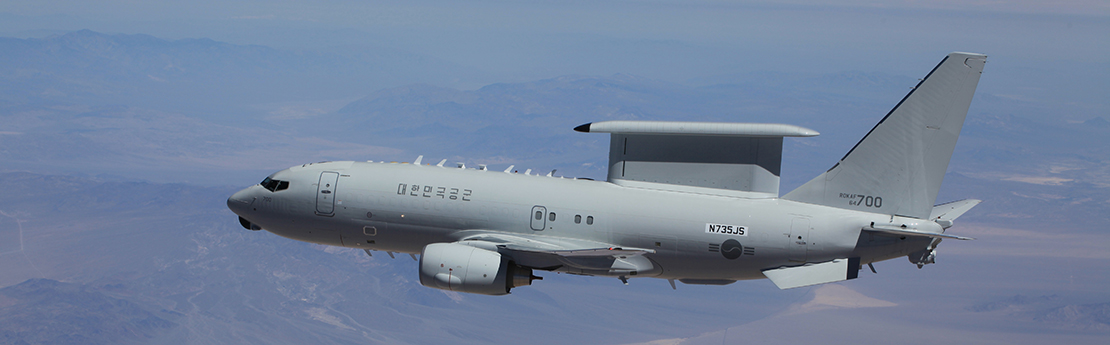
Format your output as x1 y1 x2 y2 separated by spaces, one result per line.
316 171 339 216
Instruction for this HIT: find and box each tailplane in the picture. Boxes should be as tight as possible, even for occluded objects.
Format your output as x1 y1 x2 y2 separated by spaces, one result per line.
784 52 986 219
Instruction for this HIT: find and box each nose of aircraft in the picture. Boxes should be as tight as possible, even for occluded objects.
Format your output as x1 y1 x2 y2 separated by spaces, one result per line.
227 187 256 217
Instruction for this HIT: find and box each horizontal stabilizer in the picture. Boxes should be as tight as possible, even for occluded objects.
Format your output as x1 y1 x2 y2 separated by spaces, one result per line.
930 199 981 222
763 258 860 289
864 224 974 240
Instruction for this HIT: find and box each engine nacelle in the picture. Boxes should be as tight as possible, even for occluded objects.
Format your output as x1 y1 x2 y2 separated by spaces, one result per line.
418 243 540 295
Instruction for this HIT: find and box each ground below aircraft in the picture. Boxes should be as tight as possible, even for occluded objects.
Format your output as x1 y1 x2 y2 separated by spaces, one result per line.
229 52 986 295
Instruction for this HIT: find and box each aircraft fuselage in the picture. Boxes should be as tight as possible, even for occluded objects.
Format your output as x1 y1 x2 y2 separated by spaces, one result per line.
229 160 931 282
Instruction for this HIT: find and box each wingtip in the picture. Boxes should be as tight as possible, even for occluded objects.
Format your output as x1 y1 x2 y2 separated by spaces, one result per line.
573 123 591 132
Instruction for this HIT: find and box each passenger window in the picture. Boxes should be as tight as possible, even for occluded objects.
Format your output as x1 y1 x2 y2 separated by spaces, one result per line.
535 211 542 220
549 212 556 222
586 216 594 225
574 215 582 224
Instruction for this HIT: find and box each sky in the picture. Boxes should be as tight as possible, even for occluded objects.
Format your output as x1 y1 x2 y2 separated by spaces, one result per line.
3 1 1107 86
3 1 1106 136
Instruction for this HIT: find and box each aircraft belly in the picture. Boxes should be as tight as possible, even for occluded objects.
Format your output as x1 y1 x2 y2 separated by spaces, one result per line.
266 226 344 247
647 253 773 280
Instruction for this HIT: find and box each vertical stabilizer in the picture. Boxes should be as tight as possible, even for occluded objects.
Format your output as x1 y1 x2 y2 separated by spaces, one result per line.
784 52 986 219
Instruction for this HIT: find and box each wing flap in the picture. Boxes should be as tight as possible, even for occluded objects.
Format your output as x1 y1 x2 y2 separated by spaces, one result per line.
455 232 658 276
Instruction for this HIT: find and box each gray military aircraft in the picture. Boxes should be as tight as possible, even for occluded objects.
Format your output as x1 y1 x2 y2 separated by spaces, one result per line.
228 52 986 295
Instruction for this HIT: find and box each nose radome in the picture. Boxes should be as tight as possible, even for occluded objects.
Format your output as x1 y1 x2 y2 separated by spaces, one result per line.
227 187 255 216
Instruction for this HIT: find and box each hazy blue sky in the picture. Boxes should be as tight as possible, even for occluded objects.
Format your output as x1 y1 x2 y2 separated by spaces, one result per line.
4 0 1106 131
3 1 1107 84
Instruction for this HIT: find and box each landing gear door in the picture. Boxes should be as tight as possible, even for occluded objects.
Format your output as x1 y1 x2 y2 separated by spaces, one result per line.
530 206 547 231
788 218 810 262
316 171 339 216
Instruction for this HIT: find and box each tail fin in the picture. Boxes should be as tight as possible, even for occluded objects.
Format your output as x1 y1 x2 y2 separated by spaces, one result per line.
784 52 986 219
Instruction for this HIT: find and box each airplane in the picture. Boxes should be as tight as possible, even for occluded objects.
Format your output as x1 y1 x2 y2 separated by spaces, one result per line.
228 52 986 295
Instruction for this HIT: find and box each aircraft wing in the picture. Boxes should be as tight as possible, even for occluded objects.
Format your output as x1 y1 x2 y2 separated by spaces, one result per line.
453 232 659 276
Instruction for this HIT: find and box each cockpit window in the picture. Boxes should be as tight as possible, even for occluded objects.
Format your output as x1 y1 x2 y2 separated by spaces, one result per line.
260 177 278 191
260 177 290 192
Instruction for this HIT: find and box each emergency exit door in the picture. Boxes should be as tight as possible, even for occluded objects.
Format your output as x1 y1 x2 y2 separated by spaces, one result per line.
530 206 547 230
788 218 810 262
